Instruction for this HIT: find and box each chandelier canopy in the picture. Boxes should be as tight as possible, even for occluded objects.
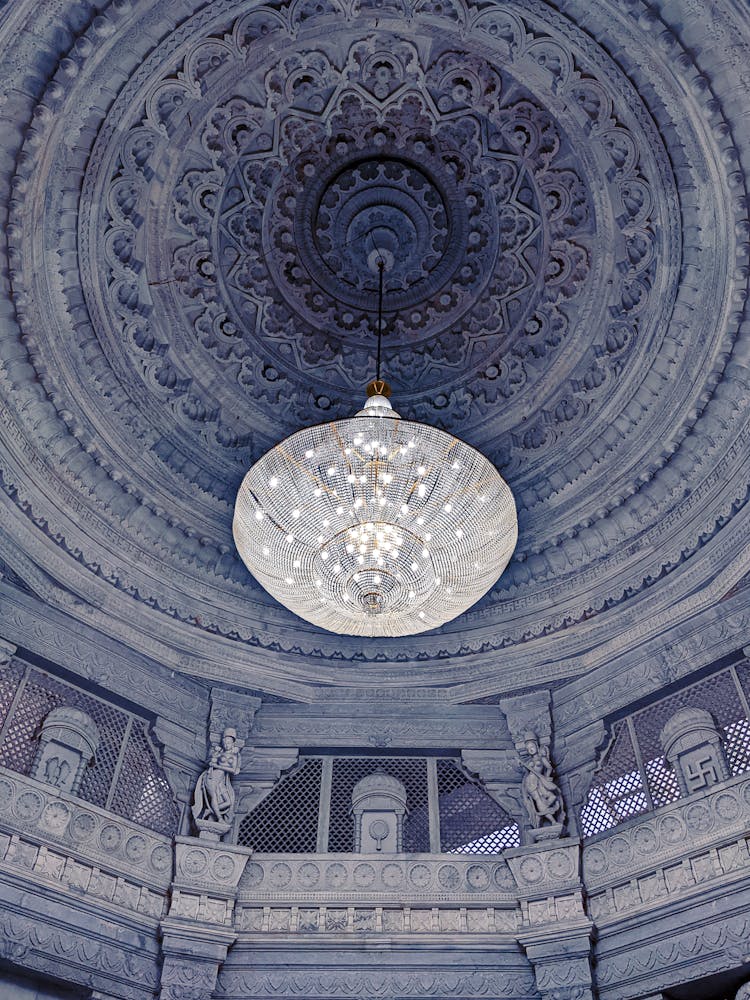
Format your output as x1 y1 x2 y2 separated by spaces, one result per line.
233 384 517 637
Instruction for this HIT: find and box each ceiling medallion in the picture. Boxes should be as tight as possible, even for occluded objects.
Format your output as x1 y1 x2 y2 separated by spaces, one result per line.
233 257 517 636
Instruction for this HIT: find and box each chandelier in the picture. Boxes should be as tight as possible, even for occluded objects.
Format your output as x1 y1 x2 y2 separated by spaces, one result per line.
233 259 517 637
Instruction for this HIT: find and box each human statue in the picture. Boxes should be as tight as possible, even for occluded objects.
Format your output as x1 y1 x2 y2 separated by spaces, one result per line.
518 731 565 829
44 755 71 789
192 727 242 828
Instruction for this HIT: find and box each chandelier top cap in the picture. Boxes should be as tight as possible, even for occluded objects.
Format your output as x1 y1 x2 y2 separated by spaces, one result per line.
366 378 391 398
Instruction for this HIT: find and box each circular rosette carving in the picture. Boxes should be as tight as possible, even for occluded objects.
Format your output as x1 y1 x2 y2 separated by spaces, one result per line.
125 834 147 863
269 862 293 888
99 824 124 853
15 791 44 822
353 862 376 887
182 848 209 877
438 864 460 889
408 863 432 889
381 862 405 888
324 862 348 889
466 864 491 890
41 801 71 833
297 862 321 888
243 862 265 888
9 0 747 693
70 811 98 843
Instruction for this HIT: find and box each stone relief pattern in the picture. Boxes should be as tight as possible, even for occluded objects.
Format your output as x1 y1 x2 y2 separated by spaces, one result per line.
0 830 166 921
0 911 158 999
596 911 750 998
583 774 750 918
162 37 593 442
170 890 234 925
215 967 538 998
554 606 750 732
161 958 219 1000
90 3 664 505
174 841 249 895
0 768 174 889
0 595 205 723
234 903 520 935
0 0 748 676
236 855 520 900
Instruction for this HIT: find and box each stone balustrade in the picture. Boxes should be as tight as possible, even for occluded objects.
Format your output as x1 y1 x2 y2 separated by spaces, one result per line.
0 766 172 922
583 771 750 924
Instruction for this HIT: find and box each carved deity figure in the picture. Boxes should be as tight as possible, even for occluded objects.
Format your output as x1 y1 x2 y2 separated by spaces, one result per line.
192 728 241 827
518 731 565 828
44 755 71 788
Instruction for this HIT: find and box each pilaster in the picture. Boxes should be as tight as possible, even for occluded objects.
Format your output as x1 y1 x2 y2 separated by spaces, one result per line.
159 836 253 999
507 837 596 1000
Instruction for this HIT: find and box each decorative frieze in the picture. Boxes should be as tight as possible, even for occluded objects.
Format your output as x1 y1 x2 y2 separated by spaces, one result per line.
216 966 538 998
0 831 167 921
235 904 520 935
236 854 520 902
0 767 173 888
583 772 750 892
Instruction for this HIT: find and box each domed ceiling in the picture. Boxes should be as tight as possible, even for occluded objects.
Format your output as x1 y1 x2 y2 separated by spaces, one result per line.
0 0 749 695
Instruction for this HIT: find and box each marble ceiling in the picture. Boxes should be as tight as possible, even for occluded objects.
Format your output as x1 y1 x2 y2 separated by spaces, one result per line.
0 0 749 695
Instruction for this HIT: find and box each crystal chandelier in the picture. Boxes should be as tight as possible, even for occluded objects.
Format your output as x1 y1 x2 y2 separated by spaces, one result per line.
233 260 517 637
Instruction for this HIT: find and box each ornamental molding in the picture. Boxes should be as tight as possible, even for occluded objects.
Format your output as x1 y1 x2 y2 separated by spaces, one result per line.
216 966 538 998
583 771 750 894
595 908 750 998
236 853 520 902
0 581 209 719
0 767 174 890
0 889 161 998
234 902 521 936
0 0 748 685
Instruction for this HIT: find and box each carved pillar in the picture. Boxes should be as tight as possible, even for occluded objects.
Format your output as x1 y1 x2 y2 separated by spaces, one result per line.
524 934 596 1000
159 837 252 1000
500 691 567 843
207 688 261 842
153 716 207 837
552 713 608 841
506 825 596 998
160 925 235 1000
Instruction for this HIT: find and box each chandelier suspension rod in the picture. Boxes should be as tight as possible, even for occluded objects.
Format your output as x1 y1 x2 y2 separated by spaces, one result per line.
376 256 384 384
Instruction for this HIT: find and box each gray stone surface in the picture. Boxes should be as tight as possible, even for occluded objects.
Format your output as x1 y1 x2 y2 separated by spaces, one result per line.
1 0 750 996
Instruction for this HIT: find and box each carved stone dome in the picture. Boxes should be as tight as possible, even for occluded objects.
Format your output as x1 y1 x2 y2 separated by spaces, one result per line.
1 0 748 696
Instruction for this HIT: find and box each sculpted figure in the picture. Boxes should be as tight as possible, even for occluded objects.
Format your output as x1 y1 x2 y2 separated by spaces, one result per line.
518 731 565 828
44 756 71 788
192 728 242 826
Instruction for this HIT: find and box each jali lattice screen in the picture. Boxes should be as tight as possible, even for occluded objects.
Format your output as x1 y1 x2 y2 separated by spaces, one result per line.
0 658 178 836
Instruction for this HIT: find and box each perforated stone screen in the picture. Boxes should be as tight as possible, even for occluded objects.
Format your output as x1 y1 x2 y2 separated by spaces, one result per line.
238 758 323 853
581 661 750 838
580 720 648 837
329 757 430 852
437 759 520 852
238 754 519 854
0 660 179 836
